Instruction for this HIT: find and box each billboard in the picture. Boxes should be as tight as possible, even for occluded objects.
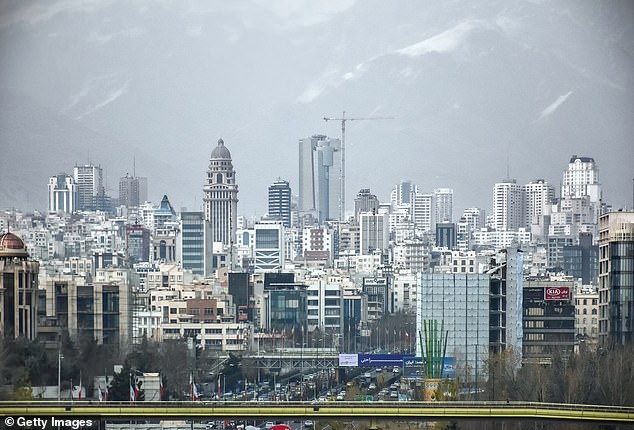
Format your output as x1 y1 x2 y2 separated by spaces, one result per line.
338 353 416 367
338 354 358 367
544 286 570 301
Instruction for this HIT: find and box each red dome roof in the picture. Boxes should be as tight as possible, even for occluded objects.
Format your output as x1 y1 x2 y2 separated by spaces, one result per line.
0 232 27 256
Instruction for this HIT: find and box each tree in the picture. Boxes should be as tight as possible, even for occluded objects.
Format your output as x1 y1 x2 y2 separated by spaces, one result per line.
159 339 189 400
107 364 139 401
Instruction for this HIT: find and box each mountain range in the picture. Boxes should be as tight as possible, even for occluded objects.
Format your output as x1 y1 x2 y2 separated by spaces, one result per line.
1 0 632 216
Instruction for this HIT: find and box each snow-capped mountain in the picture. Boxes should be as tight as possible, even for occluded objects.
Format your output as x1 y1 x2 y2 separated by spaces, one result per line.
0 0 632 214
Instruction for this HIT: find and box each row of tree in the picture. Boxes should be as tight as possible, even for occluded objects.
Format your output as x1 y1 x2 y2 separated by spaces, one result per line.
0 332 243 401
2 329 633 405
485 344 634 406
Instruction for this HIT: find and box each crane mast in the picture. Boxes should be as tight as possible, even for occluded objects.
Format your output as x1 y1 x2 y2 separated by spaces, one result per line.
323 111 394 221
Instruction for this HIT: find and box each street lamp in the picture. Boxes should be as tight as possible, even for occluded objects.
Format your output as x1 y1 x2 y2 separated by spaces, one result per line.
57 349 64 401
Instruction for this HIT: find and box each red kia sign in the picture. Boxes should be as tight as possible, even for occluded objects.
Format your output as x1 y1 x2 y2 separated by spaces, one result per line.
544 286 570 300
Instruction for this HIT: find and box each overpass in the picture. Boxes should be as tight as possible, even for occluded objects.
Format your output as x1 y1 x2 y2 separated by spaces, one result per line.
1 401 633 425
252 351 338 371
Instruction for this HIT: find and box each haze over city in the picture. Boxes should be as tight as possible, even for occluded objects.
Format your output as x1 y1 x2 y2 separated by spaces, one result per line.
1 0 633 215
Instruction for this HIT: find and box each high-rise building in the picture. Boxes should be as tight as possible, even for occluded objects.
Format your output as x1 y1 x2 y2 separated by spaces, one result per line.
354 189 380 221
391 180 414 207
523 179 555 228
434 188 454 224
119 173 148 208
268 179 291 228
48 173 77 214
359 212 389 255
493 180 524 231
153 195 177 236
598 211 634 346
488 248 524 359
461 207 486 231
203 139 239 247
298 135 341 223
254 220 285 272
436 222 456 249
179 211 211 276
0 232 39 340
416 273 490 380
561 155 601 203
45 275 132 345
73 164 104 211
412 192 433 232
126 224 151 264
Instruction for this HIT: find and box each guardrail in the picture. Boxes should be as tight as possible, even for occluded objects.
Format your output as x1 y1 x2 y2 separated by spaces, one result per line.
1 401 633 423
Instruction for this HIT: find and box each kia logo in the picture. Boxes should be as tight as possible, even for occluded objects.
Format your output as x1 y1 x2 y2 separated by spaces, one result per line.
547 288 561 295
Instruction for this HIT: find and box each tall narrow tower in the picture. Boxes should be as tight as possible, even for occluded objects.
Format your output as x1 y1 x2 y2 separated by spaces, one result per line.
268 178 291 228
73 164 103 211
203 139 239 247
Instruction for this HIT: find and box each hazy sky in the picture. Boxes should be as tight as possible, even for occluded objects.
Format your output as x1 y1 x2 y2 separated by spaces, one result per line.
1 0 632 218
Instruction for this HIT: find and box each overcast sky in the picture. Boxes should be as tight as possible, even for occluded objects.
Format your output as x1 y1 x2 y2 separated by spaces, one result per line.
1 0 633 218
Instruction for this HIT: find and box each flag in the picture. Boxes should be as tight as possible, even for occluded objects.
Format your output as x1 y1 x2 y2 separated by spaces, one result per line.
291 326 295 337
281 328 286 338
159 374 166 400
98 387 103 402
78 374 82 400
190 373 199 401
130 374 138 402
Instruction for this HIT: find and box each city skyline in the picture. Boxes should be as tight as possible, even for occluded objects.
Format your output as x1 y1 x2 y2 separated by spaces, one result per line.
0 1 632 216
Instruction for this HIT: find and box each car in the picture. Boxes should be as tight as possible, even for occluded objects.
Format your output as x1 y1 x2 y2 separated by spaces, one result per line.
264 422 275 429
368 383 376 390
304 420 314 428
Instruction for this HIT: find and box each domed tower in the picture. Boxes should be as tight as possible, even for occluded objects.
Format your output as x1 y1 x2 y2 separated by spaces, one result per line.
203 138 239 250
0 232 39 340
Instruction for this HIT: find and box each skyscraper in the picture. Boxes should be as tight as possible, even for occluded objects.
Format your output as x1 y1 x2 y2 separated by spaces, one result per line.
561 155 601 203
493 180 524 231
598 211 634 346
412 192 433 232
48 173 77 214
119 173 148 208
354 189 379 221
179 211 211 276
391 180 414 207
359 212 388 255
268 179 291 228
434 188 453 224
203 138 239 247
73 164 103 211
523 179 555 228
298 135 341 223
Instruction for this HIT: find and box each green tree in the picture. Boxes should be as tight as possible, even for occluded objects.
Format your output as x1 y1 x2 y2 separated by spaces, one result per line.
107 364 140 401
159 339 189 400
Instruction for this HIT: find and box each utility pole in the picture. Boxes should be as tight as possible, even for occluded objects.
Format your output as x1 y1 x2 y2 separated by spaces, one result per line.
57 349 63 401
323 112 394 221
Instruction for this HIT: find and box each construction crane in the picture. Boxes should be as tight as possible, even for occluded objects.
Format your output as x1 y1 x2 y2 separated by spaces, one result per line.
323 111 394 221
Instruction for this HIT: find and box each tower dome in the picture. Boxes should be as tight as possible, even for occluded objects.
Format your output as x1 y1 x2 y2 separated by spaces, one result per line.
211 138 232 159
0 232 28 257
